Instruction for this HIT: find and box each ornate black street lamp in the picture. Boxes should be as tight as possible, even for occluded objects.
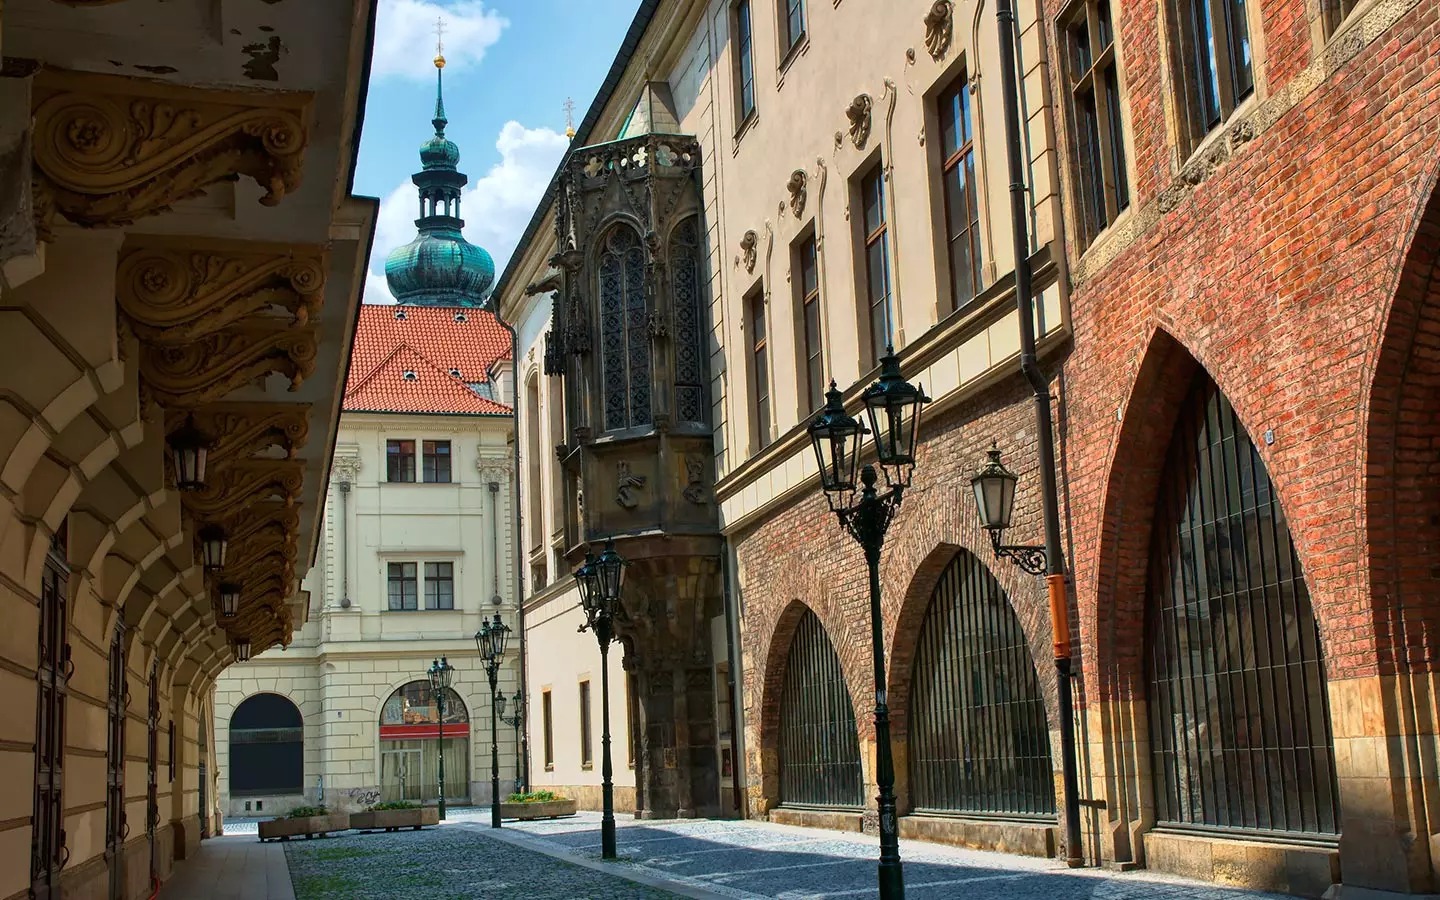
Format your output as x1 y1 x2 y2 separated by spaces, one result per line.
427 656 454 820
497 689 525 793
475 614 510 828
168 416 212 492
217 582 241 618
808 351 928 900
970 444 1047 574
574 542 626 860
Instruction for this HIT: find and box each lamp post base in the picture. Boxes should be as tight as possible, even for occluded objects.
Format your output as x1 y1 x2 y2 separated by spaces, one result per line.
878 861 905 899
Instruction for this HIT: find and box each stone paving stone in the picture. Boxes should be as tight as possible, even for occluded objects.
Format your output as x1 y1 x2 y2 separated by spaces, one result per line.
498 813 1302 900
281 824 683 899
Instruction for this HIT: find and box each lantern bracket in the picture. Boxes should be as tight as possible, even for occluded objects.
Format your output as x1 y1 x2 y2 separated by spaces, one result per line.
989 530 1048 576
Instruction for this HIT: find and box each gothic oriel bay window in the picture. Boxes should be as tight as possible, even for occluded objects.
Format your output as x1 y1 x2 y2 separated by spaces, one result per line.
908 552 1056 816
778 609 864 808
1145 373 1340 836
670 218 709 425
379 681 470 802
600 226 652 431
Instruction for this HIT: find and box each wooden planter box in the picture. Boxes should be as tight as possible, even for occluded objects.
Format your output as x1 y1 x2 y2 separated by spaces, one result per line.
499 798 577 821
257 813 349 842
349 808 440 832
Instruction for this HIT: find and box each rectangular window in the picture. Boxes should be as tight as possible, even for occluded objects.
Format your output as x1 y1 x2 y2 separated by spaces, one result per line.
781 0 805 56
424 562 454 610
1168 0 1252 152
860 163 893 367
937 74 983 311
749 289 771 450
542 690 554 770
579 680 593 768
795 234 825 413
386 440 416 483
422 440 451 483
1063 0 1131 249
1323 0 1359 35
387 562 417 611
734 0 756 123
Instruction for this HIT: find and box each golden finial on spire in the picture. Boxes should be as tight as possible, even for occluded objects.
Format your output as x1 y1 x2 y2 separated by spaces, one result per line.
434 16 447 68
564 97 577 140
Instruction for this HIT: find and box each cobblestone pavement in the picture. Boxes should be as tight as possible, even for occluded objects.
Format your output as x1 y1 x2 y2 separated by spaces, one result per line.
282 825 682 899
490 812 1299 900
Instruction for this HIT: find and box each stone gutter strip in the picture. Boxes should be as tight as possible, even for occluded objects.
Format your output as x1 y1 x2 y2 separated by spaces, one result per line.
462 821 744 900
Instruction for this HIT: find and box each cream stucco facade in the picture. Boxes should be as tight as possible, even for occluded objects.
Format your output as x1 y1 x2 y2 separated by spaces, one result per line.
213 410 522 816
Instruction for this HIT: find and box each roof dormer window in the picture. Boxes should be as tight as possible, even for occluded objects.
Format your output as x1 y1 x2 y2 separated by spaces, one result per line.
449 368 462 378
394 309 408 320
402 370 418 381
454 312 468 323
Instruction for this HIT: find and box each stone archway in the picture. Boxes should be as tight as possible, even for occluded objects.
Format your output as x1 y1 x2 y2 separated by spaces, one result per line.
228 693 305 812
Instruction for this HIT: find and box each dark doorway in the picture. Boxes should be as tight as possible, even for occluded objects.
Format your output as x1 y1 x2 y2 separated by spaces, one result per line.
229 694 305 797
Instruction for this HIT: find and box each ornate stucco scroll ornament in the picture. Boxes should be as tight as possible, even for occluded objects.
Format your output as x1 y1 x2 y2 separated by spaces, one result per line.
739 229 758 273
616 460 647 509
787 169 808 219
30 70 311 235
182 459 306 517
138 322 318 408
168 403 312 472
846 94 874 149
118 240 327 344
924 1 955 60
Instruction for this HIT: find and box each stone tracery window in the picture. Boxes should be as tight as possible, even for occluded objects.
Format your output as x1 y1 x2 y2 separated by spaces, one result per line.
671 218 709 426
599 226 652 431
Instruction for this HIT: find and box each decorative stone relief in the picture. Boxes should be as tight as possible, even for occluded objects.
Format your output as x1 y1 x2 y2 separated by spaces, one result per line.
170 403 311 470
786 169 808 219
118 241 327 344
331 454 361 486
682 455 708 505
30 70 311 235
738 230 758 274
137 322 318 408
182 459 305 518
616 460 647 509
924 1 955 60
477 455 510 484
846 94 874 149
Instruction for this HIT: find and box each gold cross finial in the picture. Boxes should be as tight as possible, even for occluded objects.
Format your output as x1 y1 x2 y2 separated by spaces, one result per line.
434 16 447 68
564 97 577 139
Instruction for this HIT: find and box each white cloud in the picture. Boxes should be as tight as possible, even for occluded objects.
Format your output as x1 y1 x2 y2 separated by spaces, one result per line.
363 121 569 304
371 0 508 81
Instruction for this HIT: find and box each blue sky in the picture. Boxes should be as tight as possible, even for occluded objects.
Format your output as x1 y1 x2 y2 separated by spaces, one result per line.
355 0 643 303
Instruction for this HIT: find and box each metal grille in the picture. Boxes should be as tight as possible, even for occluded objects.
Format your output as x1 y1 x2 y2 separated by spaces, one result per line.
31 552 67 900
908 552 1056 817
671 218 708 425
1146 374 1340 837
600 227 652 431
106 622 126 899
778 609 864 808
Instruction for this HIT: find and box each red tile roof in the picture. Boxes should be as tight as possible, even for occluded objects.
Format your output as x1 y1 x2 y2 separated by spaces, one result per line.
345 304 512 415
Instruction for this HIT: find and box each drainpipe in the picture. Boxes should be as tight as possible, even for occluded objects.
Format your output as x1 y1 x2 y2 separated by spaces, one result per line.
995 0 1083 867
490 312 529 793
721 538 746 818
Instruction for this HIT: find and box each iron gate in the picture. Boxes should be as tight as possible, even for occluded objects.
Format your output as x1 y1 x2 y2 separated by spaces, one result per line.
31 532 69 900
147 660 159 881
777 609 863 808
908 551 1056 816
1145 373 1340 836
106 621 127 900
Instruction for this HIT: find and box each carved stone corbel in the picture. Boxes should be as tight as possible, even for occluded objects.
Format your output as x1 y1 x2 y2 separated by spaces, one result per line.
119 239 327 344
738 230 758 273
138 322 318 408
846 94 874 149
786 169 808 219
167 403 311 473
182 459 306 517
924 1 955 60
31 70 311 235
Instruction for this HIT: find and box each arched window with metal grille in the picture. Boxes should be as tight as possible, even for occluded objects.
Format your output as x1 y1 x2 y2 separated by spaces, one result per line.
907 551 1055 817
1145 371 1340 836
777 608 863 808
598 225 651 431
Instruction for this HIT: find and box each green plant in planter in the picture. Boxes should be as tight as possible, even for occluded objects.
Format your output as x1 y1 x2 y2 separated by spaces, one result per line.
506 790 565 803
366 801 419 811
284 805 329 819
